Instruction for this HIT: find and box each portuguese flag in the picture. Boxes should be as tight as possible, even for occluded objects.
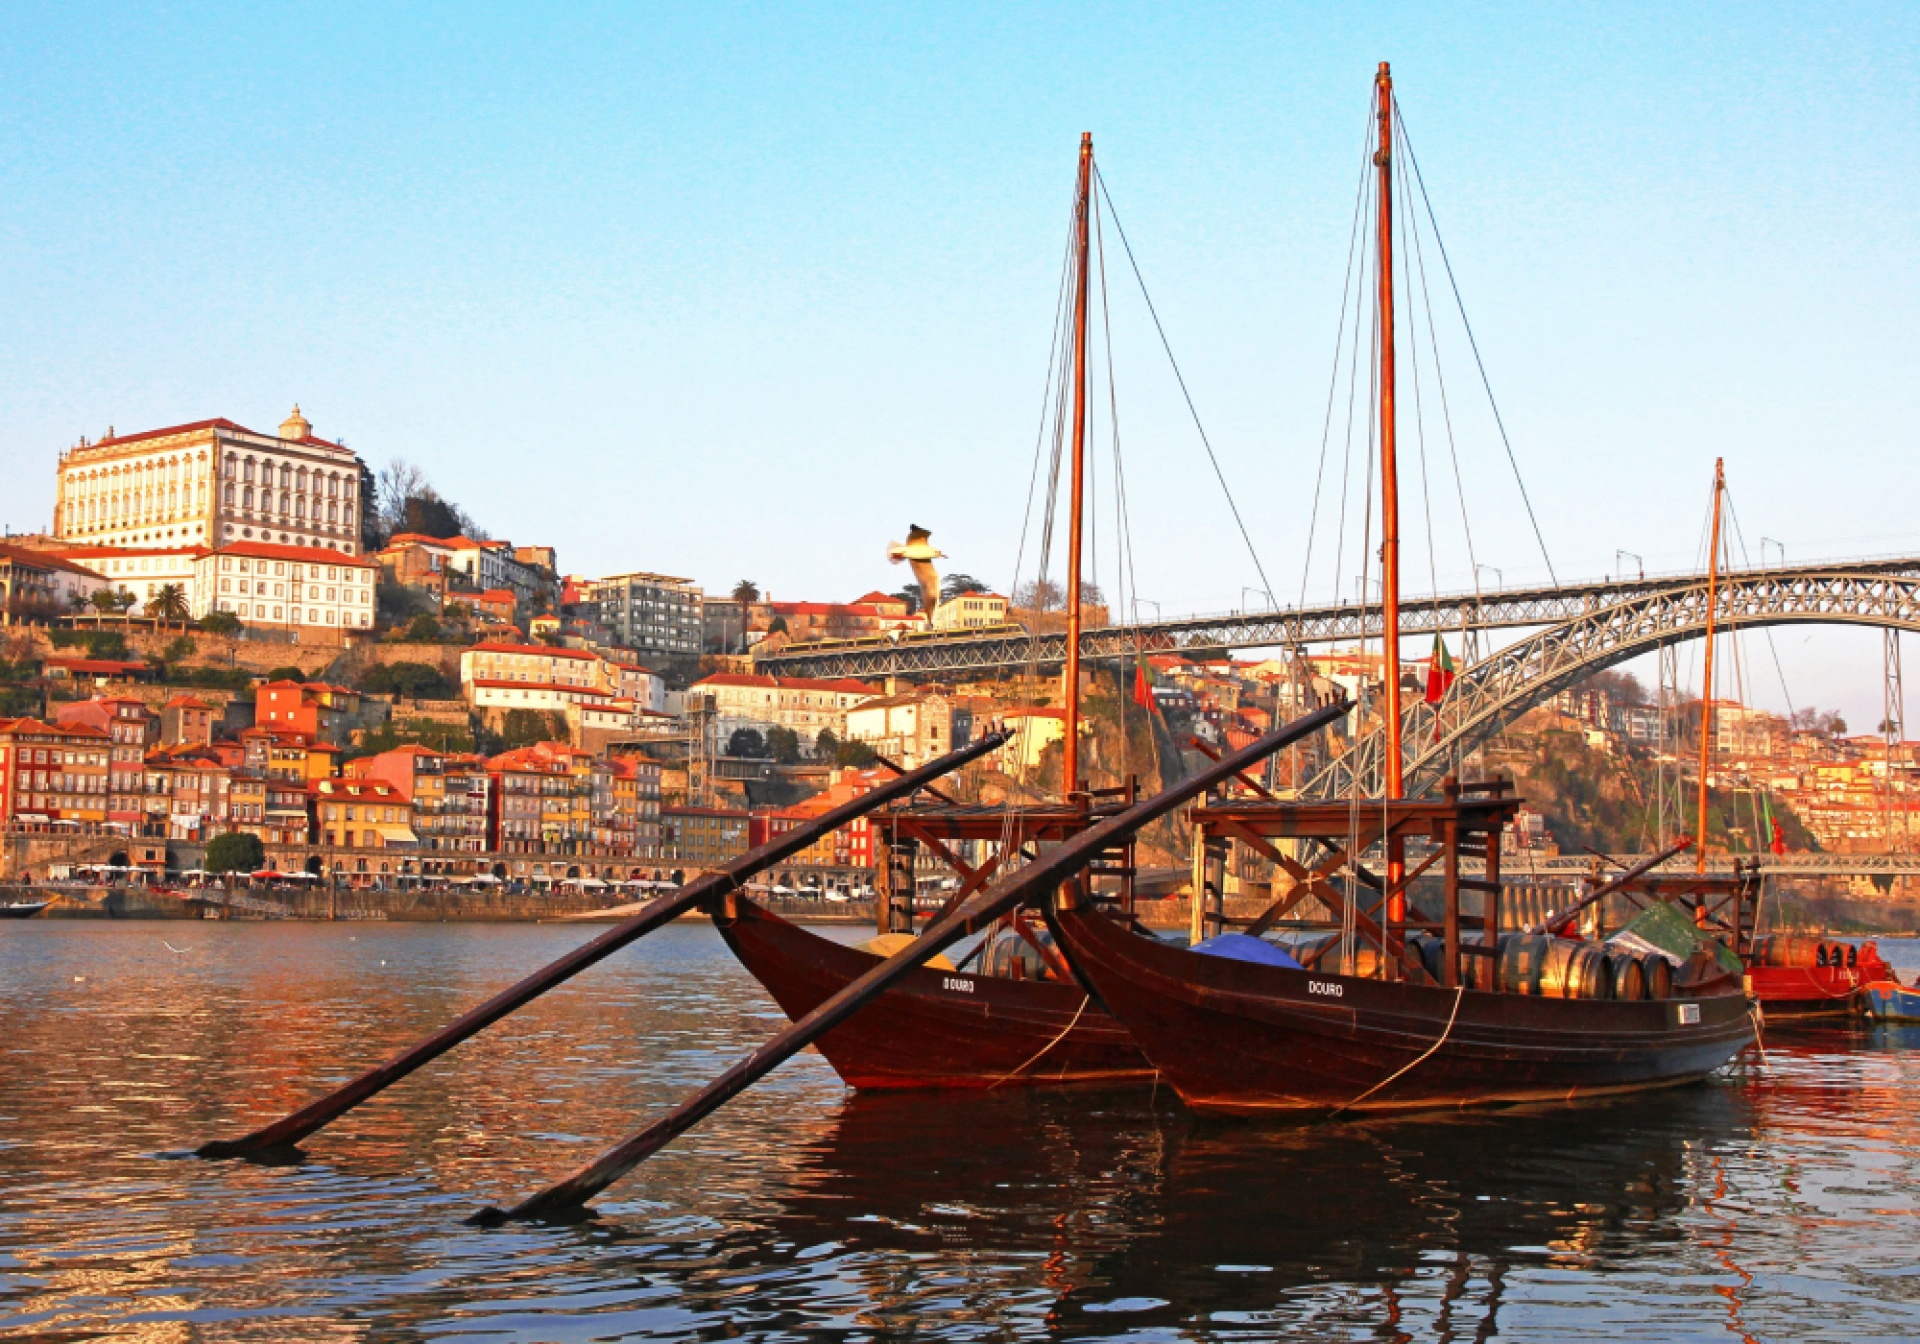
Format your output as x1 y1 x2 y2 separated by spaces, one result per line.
1764 794 1787 855
1424 633 1456 704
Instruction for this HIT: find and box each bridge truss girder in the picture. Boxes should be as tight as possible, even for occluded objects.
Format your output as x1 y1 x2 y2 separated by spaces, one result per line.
1304 569 1920 802
1489 852 1920 879
754 557 1920 681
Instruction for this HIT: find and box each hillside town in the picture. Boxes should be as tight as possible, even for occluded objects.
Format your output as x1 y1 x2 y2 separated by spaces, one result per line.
0 407 1912 894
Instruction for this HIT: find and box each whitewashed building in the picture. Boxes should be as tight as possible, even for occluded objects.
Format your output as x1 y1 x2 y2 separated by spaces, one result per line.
54 407 368 555
194 542 377 632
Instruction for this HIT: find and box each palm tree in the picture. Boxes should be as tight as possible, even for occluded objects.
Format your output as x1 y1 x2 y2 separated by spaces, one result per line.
149 583 190 630
730 580 760 653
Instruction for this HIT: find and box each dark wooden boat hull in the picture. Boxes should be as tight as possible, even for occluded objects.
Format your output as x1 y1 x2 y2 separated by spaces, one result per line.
713 896 1154 1091
1048 903 1756 1116
1746 965 1865 1021
0 901 50 920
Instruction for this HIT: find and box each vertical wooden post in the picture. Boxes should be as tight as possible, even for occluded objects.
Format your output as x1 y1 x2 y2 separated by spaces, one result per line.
874 829 894 935
1442 778 1461 988
1208 836 1228 936
1188 820 1208 946
1484 812 1503 960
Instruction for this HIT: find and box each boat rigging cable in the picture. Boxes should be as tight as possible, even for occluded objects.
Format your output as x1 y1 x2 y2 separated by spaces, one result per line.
1092 167 1277 609
1394 97 1558 586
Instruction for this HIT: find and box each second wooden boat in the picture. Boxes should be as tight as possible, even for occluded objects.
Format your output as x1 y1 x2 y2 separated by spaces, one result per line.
1048 62 1755 1119
714 890 1151 1089
709 132 1167 1091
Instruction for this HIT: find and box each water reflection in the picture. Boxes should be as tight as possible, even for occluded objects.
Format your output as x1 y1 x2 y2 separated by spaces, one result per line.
3 923 1920 1339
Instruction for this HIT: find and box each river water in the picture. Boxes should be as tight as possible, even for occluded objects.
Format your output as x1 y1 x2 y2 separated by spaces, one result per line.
4 921 1920 1341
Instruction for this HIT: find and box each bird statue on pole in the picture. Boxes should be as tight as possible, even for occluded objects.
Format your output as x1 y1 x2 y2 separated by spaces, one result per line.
887 524 945 625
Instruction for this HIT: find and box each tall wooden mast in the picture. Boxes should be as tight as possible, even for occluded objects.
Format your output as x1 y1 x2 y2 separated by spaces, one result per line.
1695 458 1726 874
1375 63 1407 933
1064 131 1093 798
1376 63 1402 798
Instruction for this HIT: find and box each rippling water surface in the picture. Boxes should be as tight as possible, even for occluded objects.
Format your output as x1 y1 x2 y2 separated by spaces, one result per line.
4 921 1920 1341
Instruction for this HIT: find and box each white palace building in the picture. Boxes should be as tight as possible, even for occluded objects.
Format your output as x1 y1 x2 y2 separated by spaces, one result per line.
38 406 379 638
52 406 369 556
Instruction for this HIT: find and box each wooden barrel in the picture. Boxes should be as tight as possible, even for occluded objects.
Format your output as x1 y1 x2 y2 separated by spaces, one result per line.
1567 943 1611 999
1642 953 1674 1000
1538 938 1578 997
1537 939 1610 999
1406 932 1446 984
1754 935 1826 968
1606 951 1646 1001
1498 934 1551 995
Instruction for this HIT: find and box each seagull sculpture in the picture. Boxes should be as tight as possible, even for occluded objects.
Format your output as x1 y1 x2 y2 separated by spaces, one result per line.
887 524 945 623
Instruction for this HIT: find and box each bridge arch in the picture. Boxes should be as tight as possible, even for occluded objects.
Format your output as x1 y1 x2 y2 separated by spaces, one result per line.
1303 568 1920 801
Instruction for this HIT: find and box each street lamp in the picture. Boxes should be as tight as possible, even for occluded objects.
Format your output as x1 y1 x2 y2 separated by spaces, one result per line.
1132 598 1161 624
1475 564 1503 591
1615 550 1644 581
1241 587 1274 612
1761 538 1785 569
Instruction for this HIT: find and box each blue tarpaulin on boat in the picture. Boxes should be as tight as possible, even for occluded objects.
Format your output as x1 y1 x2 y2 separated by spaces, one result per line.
1191 933 1303 969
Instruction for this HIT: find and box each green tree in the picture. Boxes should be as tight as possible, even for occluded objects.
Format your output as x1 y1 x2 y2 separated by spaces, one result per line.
941 573 990 601
198 610 242 636
265 665 306 684
498 707 564 749
727 727 767 758
148 583 191 629
162 634 197 663
815 727 840 758
205 831 265 874
404 613 443 642
357 660 455 699
767 725 802 764
730 580 760 653
834 737 878 767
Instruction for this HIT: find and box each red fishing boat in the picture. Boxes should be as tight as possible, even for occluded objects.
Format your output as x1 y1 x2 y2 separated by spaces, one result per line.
712 132 1157 1091
1048 63 1755 1117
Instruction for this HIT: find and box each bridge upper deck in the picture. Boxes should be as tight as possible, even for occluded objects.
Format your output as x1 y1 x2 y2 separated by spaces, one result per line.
754 555 1920 680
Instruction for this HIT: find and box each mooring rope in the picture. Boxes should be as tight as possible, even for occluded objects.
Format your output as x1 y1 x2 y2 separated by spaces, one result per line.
989 994 1092 1090
1328 982 1466 1118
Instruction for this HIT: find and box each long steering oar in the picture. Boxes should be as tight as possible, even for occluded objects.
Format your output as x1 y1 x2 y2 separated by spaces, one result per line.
469 698 1351 1224
195 729 1011 1161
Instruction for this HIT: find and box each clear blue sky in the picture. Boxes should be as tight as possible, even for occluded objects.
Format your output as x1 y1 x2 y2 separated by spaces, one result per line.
2 4 1915 723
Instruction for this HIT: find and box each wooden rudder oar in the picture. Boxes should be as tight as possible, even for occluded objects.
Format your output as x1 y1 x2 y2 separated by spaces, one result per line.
195 730 1010 1160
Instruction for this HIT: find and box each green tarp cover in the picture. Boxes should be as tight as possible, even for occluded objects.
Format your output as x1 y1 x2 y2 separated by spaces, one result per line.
1607 900 1744 976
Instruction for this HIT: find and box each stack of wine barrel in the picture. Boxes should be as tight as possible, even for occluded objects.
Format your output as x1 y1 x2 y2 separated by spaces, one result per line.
1398 931 1674 1001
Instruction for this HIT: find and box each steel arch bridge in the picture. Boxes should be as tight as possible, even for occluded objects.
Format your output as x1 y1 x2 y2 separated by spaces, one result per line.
754 556 1920 680
1302 567 1920 802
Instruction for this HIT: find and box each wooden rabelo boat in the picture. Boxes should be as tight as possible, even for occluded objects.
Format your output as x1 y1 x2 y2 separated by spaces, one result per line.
713 131 1155 1091
1683 465 1891 1020
713 798 1153 1090
1555 855 1890 1021
1047 64 1756 1117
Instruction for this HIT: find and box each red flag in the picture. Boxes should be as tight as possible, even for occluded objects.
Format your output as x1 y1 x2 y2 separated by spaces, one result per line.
1133 652 1155 711
1765 794 1787 855
1424 634 1456 705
